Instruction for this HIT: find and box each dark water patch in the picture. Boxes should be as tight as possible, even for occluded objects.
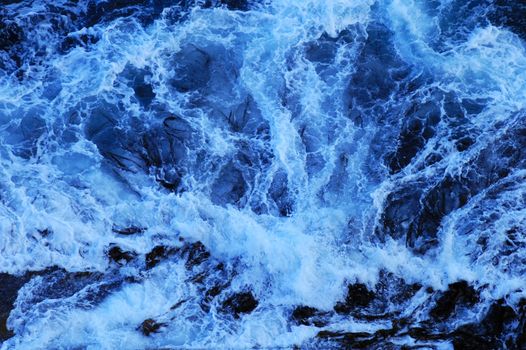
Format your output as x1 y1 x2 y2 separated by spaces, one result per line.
211 161 247 207
0 14 23 51
118 64 157 108
346 21 413 115
3 107 47 159
59 32 99 53
170 45 211 93
488 1 526 40
432 0 491 51
203 0 263 11
84 0 153 28
268 171 293 217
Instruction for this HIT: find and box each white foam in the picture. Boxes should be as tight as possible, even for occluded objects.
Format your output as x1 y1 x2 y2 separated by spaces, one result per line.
2 0 526 348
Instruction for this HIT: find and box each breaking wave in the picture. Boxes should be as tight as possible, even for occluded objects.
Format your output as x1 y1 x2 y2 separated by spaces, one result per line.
0 0 525 348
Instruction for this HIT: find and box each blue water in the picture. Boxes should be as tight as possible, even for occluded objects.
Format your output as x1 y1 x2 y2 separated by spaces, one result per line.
0 0 525 348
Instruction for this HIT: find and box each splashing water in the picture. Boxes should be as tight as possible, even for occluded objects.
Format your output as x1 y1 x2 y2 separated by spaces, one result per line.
0 0 525 348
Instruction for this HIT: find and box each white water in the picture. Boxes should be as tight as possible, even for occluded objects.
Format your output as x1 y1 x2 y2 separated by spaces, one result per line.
1 0 525 348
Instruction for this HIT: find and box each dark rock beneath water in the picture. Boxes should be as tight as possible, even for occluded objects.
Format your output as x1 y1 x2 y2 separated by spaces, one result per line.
312 293 524 349
406 327 448 341
451 299 520 349
141 127 187 192
379 184 424 242
145 241 211 270
334 283 375 314
316 330 382 349
380 175 472 254
407 176 470 253
108 246 136 264
430 281 478 320
0 273 31 341
0 268 107 341
379 112 526 254
145 245 169 269
0 317 14 342
221 0 250 10
482 300 517 338
221 291 258 318
455 136 474 152
204 283 228 302
387 101 441 174
373 272 423 314
516 299 526 348
304 30 357 65
112 226 146 235
139 318 165 336
201 282 230 313
4 111 47 159
452 328 499 350
183 241 210 268
291 306 330 327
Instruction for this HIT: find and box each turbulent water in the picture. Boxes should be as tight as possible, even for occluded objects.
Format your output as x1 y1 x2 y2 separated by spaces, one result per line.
0 0 525 348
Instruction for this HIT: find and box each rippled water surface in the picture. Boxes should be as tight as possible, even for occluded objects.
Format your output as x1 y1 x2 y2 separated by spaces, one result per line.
0 0 525 348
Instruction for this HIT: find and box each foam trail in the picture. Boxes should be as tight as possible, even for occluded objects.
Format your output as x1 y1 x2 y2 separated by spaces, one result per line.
1 0 526 348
